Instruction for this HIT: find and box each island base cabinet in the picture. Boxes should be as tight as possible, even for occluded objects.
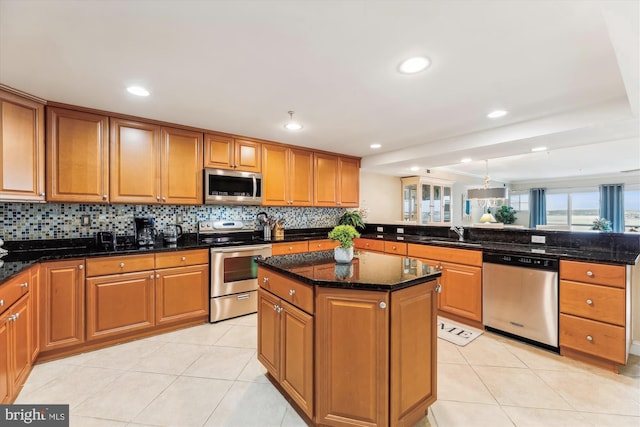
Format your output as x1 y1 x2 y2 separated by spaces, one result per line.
316 281 437 427
258 289 314 419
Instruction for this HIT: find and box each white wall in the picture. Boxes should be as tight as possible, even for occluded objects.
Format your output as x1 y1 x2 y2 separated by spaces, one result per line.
359 171 401 223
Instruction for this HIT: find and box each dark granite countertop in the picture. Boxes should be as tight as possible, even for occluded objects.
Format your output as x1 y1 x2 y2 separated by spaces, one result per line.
256 250 441 291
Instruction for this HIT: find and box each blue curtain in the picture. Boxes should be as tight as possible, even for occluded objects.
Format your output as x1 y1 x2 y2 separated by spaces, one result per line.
600 184 624 232
529 188 546 228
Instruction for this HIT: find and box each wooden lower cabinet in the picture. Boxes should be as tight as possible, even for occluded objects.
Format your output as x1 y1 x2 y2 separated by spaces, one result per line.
40 260 85 352
29 266 40 362
438 261 482 323
1 294 31 404
258 288 314 418
316 282 437 427
0 308 9 403
156 264 209 325
86 272 155 341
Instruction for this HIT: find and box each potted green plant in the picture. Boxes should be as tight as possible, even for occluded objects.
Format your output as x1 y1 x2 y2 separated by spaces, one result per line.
328 225 361 263
592 217 612 232
338 210 365 230
493 206 517 224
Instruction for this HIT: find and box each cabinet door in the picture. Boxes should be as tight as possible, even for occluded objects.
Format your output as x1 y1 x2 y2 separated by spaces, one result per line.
338 156 360 207
10 295 30 392
46 107 109 202
0 88 45 201
280 300 314 419
316 287 389 427
204 133 234 169
289 148 313 206
86 272 155 341
155 265 208 325
390 281 438 426
439 262 482 322
257 288 280 378
313 153 339 206
261 143 289 205
234 138 261 172
0 311 10 403
29 266 40 362
160 126 203 204
110 118 160 203
41 260 85 351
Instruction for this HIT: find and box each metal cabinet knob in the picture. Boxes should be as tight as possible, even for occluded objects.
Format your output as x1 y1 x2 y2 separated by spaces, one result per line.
263 277 269 283
181 256 186 261
289 289 296 296
156 196 161 201
156 274 160 279
586 271 594 277
102 194 108 200
435 284 442 293
379 302 387 309
162 197 166 202
149 275 155 280
586 299 593 305
39 192 45 197
0 299 4 307
120 262 125 268
9 312 20 321
392 246 397 250
273 304 278 312
78 264 84 270
289 247 293 250
20 282 29 288
586 335 593 341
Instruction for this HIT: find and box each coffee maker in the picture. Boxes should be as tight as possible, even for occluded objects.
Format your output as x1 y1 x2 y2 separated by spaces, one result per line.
134 217 157 246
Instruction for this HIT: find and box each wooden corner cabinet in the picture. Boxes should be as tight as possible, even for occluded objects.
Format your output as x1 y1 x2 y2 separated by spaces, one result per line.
262 143 313 206
559 260 630 371
313 153 360 207
204 133 261 172
46 106 110 202
0 86 45 202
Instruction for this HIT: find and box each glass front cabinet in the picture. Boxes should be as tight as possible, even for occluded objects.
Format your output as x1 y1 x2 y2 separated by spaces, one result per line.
401 176 452 225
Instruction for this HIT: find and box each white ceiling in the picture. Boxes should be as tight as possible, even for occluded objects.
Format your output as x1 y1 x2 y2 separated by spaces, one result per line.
1 0 638 184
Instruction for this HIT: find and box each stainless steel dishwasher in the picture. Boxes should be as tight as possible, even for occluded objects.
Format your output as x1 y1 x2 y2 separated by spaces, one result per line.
483 252 559 351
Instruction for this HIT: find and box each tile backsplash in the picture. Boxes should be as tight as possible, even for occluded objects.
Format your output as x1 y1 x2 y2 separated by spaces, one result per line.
0 203 346 241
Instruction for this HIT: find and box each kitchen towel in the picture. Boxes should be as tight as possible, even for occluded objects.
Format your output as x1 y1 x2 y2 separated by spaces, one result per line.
437 316 484 347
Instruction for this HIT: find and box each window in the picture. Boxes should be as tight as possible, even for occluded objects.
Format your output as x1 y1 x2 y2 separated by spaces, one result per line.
546 192 569 226
545 189 599 230
510 193 529 212
624 187 640 231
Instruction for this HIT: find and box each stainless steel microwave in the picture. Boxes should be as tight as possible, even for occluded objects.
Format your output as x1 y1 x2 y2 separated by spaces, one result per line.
204 168 262 205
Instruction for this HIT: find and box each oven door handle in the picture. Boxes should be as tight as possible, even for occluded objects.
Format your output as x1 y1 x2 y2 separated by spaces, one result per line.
212 244 273 254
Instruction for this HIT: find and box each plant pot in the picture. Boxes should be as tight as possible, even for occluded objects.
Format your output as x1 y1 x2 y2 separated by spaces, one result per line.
334 246 354 263
334 263 354 279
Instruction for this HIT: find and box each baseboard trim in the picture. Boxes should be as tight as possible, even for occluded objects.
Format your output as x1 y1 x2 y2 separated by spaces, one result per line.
630 340 640 356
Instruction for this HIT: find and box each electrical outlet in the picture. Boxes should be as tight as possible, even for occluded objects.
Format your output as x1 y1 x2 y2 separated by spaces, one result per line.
531 235 546 244
176 214 184 224
397 227 404 234
376 226 384 232
80 215 91 226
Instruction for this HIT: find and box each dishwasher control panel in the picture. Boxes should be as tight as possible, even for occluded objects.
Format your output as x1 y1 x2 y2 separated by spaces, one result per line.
483 252 558 271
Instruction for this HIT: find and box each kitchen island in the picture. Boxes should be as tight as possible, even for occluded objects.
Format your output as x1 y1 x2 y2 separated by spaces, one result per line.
256 250 442 427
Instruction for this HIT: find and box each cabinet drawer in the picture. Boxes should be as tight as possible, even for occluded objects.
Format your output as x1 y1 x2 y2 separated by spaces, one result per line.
384 241 407 255
560 260 625 288
155 249 209 269
0 270 30 315
272 241 309 255
308 239 339 252
354 238 384 252
407 243 482 267
560 314 626 364
86 254 155 276
560 280 625 326
259 269 314 314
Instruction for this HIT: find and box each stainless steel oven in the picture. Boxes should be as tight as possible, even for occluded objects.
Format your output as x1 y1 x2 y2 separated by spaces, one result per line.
210 243 272 322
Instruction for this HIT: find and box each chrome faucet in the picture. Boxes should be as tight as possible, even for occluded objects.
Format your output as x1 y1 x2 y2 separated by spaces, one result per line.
450 226 465 241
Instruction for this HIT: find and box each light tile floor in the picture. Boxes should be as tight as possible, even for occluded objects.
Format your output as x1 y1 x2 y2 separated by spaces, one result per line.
15 314 640 427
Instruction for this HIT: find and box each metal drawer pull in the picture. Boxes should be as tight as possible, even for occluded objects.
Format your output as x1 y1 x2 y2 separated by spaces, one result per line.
289 289 296 296
120 262 125 268
263 277 269 283
586 335 593 341
586 299 593 305
586 271 594 277
20 282 29 288
237 294 250 301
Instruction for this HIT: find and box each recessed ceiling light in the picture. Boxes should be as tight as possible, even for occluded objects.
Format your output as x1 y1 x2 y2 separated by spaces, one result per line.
410 166 420 171
127 86 150 97
370 143 382 149
531 146 547 152
487 110 507 119
461 158 472 163
398 56 431 74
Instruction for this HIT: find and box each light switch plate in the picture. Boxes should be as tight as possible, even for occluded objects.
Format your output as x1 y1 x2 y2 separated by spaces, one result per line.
376 226 384 232
80 215 90 226
397 227 404 234
531 235 546 244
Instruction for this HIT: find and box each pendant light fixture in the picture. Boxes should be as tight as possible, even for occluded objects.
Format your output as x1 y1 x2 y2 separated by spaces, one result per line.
467 160 508 207
284 111 303 131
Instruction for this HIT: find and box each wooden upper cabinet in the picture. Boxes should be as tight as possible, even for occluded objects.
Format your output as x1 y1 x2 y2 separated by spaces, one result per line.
0 87 45 202
110 118 160 204
161 126 203 204
313 153 360 207
204 133 260 172
46 107 109 202
111 119 202 205
262 143 313 206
